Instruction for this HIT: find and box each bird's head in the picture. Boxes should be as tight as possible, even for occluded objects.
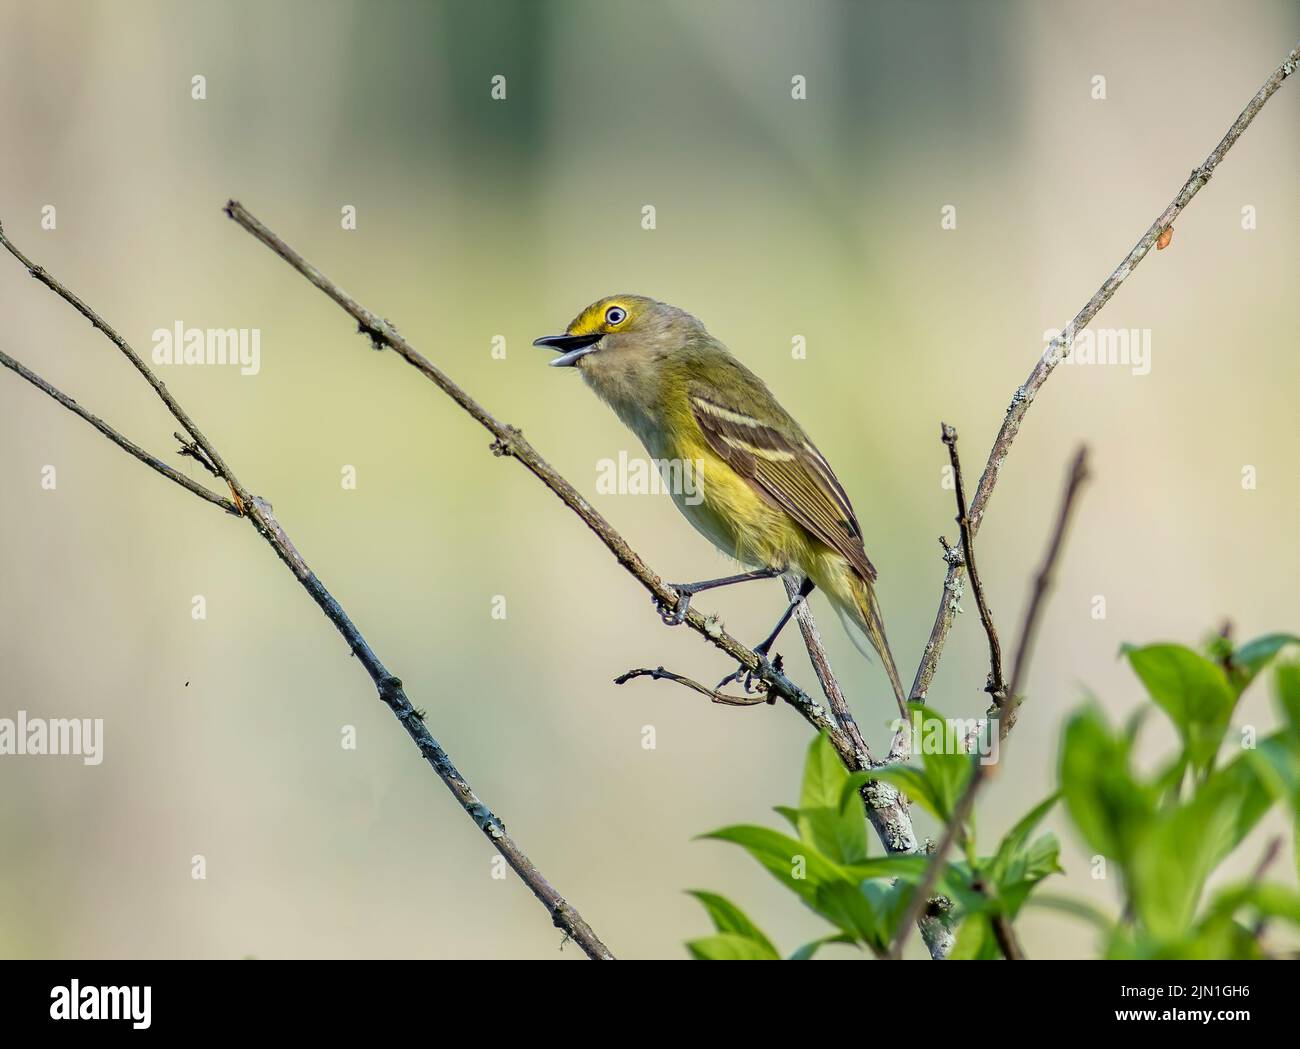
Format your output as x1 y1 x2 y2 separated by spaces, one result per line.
533 295 702 370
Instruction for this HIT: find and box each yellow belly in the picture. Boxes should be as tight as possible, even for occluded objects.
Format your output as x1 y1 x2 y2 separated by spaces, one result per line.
669 429 821 575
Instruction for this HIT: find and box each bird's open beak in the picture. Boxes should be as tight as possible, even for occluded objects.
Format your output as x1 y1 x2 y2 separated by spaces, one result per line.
533 332 603 367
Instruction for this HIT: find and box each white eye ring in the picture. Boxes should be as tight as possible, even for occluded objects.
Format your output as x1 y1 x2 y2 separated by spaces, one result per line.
605 306 627 325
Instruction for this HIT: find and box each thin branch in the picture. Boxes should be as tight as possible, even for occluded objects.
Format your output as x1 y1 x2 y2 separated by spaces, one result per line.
0 226 614 961
942 423 1006 704
0 347 239 514
908 40 1300 704
174 431 221 478
783 573 873 764
614 666 770 707
890 447 1090 960
990 910 1027 961
0 225 247 512
1001 448 1091 728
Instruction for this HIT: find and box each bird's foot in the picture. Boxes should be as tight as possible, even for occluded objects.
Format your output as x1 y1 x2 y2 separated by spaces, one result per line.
716 647 780 695
654 584 696 626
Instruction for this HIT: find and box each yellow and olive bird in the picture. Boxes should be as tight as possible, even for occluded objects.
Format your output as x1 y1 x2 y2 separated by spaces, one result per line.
535 295 905 707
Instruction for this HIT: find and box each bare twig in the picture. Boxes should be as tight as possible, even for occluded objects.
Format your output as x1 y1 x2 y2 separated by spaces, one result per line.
942 423 1006 704
0 225 614 961
909 40 1300 704
783 573 873 763
1001 448 1091 727
0 347 239 514
173 431 221 478
890 447 1089 959
990 910 1027 961
614 666 770 707
1 226 246 509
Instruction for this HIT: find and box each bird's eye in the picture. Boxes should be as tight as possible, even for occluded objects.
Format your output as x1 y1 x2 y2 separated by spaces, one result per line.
605 306 627 326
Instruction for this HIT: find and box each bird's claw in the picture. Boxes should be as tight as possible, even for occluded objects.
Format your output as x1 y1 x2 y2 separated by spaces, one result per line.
716 646 783 695
716 664 750 692
654 585 692 625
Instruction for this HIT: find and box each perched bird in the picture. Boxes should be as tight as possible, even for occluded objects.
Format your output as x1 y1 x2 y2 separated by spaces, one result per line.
535 294 905 708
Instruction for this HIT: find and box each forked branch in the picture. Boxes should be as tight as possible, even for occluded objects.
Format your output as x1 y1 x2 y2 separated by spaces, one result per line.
0 223 614 961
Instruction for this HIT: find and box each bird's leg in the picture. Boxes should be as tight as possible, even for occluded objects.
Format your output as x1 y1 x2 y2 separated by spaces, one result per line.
717 576 816 692
755 575 816 657
655 566 782 625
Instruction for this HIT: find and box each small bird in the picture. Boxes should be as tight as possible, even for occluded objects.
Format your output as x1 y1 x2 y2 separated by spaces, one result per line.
535 295 905 708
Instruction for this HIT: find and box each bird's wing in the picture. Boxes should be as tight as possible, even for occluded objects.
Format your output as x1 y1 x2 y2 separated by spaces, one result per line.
689 386 877 582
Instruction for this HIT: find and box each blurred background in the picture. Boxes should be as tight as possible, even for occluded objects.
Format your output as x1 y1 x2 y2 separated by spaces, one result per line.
0 0 1296 960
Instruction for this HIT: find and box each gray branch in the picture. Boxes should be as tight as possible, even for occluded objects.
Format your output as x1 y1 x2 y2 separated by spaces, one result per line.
0 224 614 962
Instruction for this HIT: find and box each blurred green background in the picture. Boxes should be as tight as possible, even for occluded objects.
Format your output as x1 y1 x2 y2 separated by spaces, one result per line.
1 0 1296 959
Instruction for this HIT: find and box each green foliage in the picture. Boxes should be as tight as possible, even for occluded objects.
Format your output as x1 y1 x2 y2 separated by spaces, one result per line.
687 629 1300 960
1122 644 1236 774
685 891 779 957
1059 633 1300 957
687 932 780 960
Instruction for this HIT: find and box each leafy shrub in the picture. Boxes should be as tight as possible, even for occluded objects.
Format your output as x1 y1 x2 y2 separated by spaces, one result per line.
689 632 1300 959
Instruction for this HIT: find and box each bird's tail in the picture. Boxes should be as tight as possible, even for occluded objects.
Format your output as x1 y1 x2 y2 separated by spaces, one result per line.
817 562 907 711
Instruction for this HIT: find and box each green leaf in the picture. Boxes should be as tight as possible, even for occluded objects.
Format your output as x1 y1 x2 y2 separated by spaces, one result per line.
1270 664 1300 883
1242 726 1300 885
949 914 999 959
686 933 780 960
1125 644 1236 773
788 933 854 960
1152 752 1190 804
1276 660 1300 738
1231 633 1299 694
777 805 870 866
988 793 1060 888
1131 876 1300 959
842 853 935 884
814 880 879 948
1024 892 1116 933
801 732 847 810
1129 745 1279 939
789 735 870 864
699 825 845 907
858 877 916 946
685 891 778 957
912 705 977 820
998 833 1065 915
1202 880 1300 928
1059 707 1157 872
810 876 916 953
